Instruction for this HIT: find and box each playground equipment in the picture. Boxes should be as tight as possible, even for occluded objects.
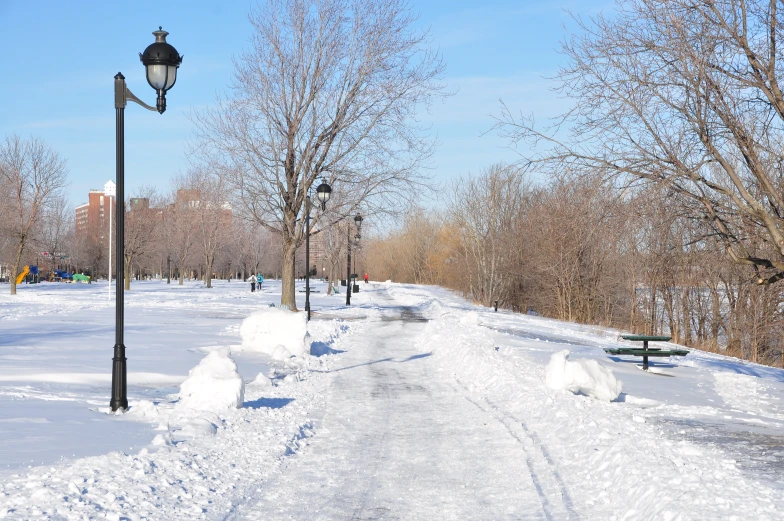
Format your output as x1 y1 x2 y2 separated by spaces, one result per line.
15 265 38 285
50 269 73 282
72 273 90 283
15 266 29 285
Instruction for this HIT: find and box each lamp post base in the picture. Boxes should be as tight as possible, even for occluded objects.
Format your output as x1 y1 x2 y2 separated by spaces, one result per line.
110 343 128 411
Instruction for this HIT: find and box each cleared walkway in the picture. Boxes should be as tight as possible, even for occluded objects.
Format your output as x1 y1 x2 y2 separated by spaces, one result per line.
229 294 562 520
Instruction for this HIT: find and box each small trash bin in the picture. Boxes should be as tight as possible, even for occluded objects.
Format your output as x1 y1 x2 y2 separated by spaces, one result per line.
352 284 359 293
340 279 347 286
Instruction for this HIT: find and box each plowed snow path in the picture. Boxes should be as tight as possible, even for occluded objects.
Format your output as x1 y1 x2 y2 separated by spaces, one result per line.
229 301 572 520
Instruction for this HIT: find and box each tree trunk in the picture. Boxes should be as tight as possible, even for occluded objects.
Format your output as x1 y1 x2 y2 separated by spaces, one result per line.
281 235 298 310
205 258 213 289
681 288 691 346
710 285 721 349
9 239 25 296
124 256 132 291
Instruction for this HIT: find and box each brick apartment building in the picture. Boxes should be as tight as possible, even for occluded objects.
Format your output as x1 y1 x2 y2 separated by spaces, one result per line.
75 189 116 240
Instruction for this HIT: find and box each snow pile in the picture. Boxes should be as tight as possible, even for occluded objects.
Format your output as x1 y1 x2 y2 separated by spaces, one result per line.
240 307 310 358
176 416 219 439
249 372 273 387
128 399 159 419
177 349 245 411
460 311 480 325
545 350 622 401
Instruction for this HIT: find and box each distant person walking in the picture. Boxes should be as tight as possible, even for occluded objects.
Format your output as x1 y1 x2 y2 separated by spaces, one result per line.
364 273 369 284
249 275 256 292
256 274 264 289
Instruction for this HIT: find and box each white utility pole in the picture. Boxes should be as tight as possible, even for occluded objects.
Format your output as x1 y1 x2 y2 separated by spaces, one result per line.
104 180 116 300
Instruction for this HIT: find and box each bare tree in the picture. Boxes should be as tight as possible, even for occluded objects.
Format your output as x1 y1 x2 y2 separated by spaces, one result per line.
238 221 279 282
123 188 161 290
448 164 529 306
495 0 784 285
38 194 72 271
192 0 445 308
167 180 199 285
320 220 347 294
191 170 232 289
0 135 68 294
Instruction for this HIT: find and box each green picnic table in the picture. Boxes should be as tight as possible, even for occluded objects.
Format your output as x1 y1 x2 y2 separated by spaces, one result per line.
603 335 689 371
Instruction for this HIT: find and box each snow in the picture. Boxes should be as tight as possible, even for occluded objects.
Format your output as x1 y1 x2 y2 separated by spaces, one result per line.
239 306 310 358
545 349 623 401
176 349 245 412
0 279 783 519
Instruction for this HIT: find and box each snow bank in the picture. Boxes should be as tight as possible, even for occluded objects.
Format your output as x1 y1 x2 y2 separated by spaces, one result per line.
460 311 480 325
545 350 622 401
249 372 273 387
177 349 245 411
240 307 310 358
128 400 159 419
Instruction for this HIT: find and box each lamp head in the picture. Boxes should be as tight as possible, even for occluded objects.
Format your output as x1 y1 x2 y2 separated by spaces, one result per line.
315 179 332 211
140 27 183 113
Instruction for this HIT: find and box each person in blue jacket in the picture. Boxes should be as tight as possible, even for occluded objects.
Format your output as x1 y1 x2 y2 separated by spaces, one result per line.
256 273 264 289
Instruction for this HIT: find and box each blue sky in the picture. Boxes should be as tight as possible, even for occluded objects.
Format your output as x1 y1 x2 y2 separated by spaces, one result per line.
0 0 611 207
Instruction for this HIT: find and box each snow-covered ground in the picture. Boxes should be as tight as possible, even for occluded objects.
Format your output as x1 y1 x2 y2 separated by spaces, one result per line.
0 279 783 519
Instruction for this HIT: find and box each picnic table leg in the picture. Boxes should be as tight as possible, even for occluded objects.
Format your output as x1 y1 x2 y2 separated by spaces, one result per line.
643 339 649 371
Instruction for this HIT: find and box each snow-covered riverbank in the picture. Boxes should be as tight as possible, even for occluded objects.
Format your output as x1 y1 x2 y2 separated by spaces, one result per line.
0 280 782 519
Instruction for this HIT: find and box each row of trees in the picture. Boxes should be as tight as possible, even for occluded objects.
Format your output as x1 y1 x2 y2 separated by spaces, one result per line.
41 172 282 291
366 164 784 366
364 0 784 367
0 136 365 295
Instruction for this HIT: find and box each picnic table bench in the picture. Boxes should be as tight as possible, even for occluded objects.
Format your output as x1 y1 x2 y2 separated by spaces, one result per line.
603 335 689 371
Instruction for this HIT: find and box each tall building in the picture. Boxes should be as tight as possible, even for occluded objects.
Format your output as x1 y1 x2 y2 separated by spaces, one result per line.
75 189 115 240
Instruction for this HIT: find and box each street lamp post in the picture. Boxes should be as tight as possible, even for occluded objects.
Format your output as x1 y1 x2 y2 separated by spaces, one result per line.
353 233 360 292
111 28 182 412
346 213 363 306
305 180 332 320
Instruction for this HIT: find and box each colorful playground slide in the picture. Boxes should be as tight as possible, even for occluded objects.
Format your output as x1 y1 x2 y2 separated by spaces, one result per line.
15 265 39 284
15 265 30 285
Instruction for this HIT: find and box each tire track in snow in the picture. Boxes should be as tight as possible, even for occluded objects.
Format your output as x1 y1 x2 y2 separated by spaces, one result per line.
454 380 581 521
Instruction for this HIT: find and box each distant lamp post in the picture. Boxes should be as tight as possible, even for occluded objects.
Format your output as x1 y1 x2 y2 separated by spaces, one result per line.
104 180 116 302
111 28 182 412
346 213 363 306
353 233 361 293
306 179 331 320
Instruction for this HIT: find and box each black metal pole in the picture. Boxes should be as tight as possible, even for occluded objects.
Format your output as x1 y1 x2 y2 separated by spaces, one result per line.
346 224 351 306
643 339 649 371
111 73 128 412
305 197 311 320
